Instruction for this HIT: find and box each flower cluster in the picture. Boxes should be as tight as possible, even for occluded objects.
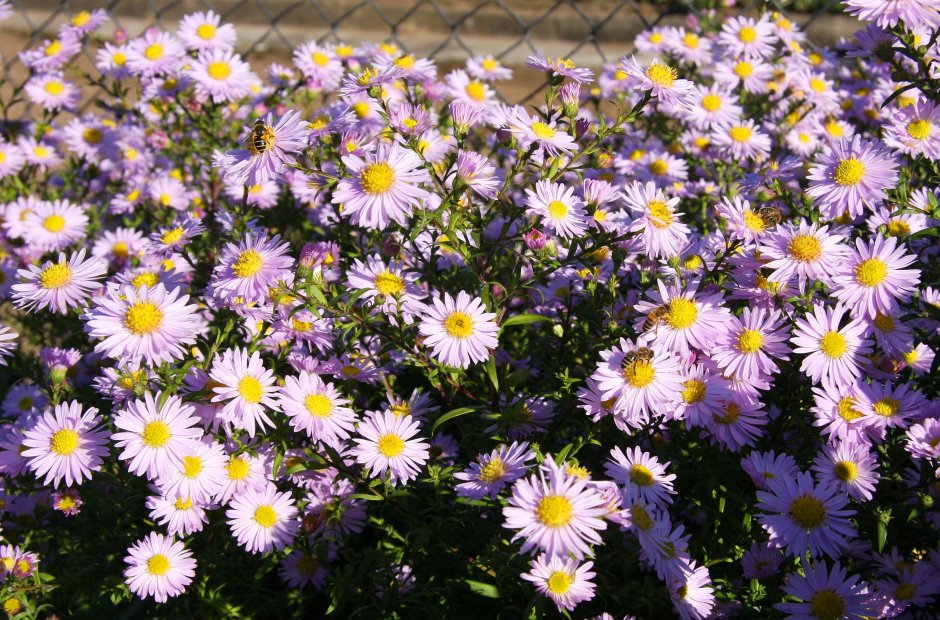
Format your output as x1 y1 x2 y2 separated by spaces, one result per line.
0 1 938 617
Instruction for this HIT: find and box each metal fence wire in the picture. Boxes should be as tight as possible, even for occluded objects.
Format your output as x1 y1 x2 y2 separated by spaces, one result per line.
3 0 844 102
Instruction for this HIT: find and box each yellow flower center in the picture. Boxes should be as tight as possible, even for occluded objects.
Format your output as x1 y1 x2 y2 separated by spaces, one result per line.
790 494 826 528
713 402 740 425
83 128 102 144
43 214 66 232
667 298 697 329
683 33 699 48
45 40 63 56
739 26 758 43
253 505 277 528
124 302 164 335
304 394 333 418
810 78 827 93
182 455 202 478
530 121 556 140
377 433 405 457
631 504 654 530
645 62 677 87
207 61 232 80
39 263 72 289
45 81 65 95
142 421 171 448
238 376 263 403
743 210 766 232
444 311 473 339
144 43 164 61
701 94 722 111
623 359 656 388
854 258 888 287
788 235 822 262
630 464 654 486
160 227 184 245
395 55 416 69
682 379 706 404
232 249 264 278
873 397 900 417
112 242 129 259
833 158 865 186
649 159 668 175
547 571 573 595
837 397 864 421
729 125 751 142
390 403 411 417
647 200 673 228
196 23 216 39
360 162 396 194
734 61 753 78
834 461 857 482
895 583 917 600
227 457 250 480
374 271 405 296
536 495 574 528
907 119 931 140
113 51 127 65
50 429 79 455
311 51 330 67
886 220 910 236
132 272 160 288
465 81 486 102
819 331 847 358
547 200 568 219
146 554 170 576
477 457 506 483
737 329 764 353
809 589 846 620
174 497 192 510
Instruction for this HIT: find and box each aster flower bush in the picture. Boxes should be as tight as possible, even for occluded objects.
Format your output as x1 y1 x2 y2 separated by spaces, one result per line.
0 2 938 618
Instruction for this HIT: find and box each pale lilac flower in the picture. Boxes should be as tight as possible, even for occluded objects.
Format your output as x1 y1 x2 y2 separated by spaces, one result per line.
831 234 920 319
776 561 873 619
812 441 879 501
418 291 499 369
278 372 356 448
124 532 196 603
12 249 107 314
209 348 279 438
605 446 676 508
209 233 295 304
791 303 873 388
521 555 596 612
806 137 899 219
22 401 109 487
226 484 299 554
351 410 430 485
112 392 204 479
455 441 535 499
213 110 309 186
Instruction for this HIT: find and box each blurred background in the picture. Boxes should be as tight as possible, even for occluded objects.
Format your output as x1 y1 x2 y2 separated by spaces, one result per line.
1 0 860 102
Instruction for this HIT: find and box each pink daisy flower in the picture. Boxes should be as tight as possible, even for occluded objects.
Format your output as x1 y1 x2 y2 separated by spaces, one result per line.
213 110 308 186
791 303 873 387
622 181 690 258
84 284 203 366
884 101 940 159
706 396 768 451
156 439 228 503
524 180 588 239
125 31 185 77
418 291 499 369
24 72 81 111
209 233 295 304
756 472 856 558
711 120 771 160
669 561 716 620
811 382 874 443
759 221 847 293
112 392 204 479
21 400 109 488
686 86 742 130
907 419 940 460
0 325 15 365
843 0 940 29
503 107 578 156
178 10 237 51
226 484 299 554
710 307 790 380
278 550 328 590
675 364 734 428
831 234 920 320
215 451 268 505
351 410 430 485
718 16 776 59
147 493 210 537
12 249 107 314
606 446 676 508
806 137 899 219
526 52 594 84
331 142 431 230
741 450 800 491
124 532 196 603
503 458 608 560
521 555 596 612
209 348 279 438
345 255 426 321
277 372 356 448
455 441 535 500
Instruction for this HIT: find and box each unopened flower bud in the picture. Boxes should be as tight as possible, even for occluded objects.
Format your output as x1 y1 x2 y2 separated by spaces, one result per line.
524 229 546 251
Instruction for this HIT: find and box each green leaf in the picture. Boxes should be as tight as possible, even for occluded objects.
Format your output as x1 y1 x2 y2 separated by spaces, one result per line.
501 313 553 329
432 407 477 433
877 521 887 553
271 451 284 479
464 579 500 598
485 356 499 390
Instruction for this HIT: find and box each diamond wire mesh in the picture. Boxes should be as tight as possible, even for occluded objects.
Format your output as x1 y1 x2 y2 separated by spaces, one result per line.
2 0 844 105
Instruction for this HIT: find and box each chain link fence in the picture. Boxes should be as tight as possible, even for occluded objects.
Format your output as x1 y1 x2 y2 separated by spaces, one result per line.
2 0 854 102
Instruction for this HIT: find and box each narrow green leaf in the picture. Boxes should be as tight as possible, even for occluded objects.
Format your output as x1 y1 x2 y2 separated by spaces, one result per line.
877 521 887 552
501 313 552 329
465 580 500 598
271 451 284 479
432 407 477 433
485 356 499 390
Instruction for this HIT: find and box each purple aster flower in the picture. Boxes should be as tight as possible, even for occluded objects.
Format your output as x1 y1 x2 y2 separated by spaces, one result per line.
619 55 695 109
455 441 535 499
226 484 299 554
0 324 16 366
791 302 873 388
775 561 874 619
756 471 856 558
806 136 899 219
843 0 940 29
605 446 676 509
124 532 196 603
526 52 594 84
521 555 596 612
831 233 920 320
331 141 432 230
710 307 791 380
21 400 109 487
351 410 430 486
418 291 499 369
112 392 204 479
209 233 295 304
12 249 107 315
277 371 356 448
811 441 879 501
213 110 308 186
209 347 279 438
669 561 715 620
503 457 608 560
